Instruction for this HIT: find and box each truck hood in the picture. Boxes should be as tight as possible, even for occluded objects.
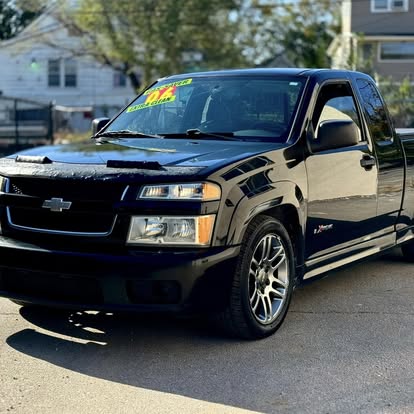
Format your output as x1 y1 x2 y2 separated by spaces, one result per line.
8 138 283 168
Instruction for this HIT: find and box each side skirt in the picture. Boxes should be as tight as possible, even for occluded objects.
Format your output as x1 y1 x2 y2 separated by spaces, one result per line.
303 232 396 280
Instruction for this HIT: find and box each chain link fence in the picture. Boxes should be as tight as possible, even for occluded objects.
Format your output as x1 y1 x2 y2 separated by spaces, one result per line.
0 96 124 155
0 96 53 155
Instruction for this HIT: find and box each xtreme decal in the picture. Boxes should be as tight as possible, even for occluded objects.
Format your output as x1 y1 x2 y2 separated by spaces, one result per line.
314 224 334 235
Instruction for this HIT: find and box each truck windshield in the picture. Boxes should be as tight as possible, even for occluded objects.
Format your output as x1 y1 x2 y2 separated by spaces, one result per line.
107 76 306 142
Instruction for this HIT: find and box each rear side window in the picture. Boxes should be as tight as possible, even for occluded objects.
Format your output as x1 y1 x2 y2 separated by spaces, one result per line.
356 79 393 142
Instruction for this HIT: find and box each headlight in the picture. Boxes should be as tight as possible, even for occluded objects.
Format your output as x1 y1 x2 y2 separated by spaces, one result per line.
139 182 220 201
0 176 7 192
127 215 215 246
0 176 6 235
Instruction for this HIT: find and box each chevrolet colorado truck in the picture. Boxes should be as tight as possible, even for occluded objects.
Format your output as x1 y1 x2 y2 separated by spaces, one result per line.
0 69 413 339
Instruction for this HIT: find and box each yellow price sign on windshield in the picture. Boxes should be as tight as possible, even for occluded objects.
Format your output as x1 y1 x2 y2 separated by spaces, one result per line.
127 86 177 113
143 78 192 95
145 86 176 104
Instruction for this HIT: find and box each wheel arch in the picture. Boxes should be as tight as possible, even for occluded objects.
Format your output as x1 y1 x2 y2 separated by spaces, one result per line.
225 182 306 281
262 204 304 272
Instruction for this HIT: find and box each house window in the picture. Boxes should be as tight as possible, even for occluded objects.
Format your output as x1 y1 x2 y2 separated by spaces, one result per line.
113 72 127 87
64 59 77 87
371 0 408 12
380 42 414 60
48 59 60 87
48 58 77 87
361 43 374 60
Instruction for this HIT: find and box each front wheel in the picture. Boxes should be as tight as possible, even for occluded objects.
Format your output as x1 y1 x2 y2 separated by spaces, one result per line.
216 215 295 339
9 299 37 307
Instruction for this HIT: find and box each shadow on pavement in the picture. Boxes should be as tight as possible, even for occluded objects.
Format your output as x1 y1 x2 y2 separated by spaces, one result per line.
6 250 414 413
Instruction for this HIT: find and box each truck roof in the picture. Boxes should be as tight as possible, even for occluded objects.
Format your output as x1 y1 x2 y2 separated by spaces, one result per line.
161 68 370 80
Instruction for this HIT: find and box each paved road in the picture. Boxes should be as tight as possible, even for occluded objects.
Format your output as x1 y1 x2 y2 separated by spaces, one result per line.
0 249 413 414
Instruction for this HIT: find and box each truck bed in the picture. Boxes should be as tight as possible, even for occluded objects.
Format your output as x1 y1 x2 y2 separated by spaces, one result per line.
396 128 414 139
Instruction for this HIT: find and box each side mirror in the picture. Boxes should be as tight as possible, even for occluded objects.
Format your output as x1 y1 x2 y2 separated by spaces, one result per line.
91 117 110 136
311 120 360 152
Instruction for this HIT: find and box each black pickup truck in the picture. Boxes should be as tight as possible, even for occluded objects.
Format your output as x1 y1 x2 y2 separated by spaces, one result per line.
0 69 413 339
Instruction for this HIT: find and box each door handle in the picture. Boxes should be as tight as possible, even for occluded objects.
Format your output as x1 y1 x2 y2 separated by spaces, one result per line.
360 155 376 169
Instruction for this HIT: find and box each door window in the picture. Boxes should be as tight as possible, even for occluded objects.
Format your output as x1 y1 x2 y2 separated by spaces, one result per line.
312 83 362 141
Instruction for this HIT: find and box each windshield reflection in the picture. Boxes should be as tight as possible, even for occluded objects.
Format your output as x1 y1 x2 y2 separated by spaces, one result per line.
107 76 306 142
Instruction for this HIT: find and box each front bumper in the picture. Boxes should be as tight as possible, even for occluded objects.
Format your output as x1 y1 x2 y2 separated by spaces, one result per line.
0 236 240 312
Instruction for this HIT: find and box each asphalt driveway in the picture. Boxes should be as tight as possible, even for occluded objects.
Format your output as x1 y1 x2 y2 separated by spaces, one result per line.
0 249 413 414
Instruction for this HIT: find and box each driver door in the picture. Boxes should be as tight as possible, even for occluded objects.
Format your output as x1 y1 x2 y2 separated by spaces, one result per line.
305 81 378 265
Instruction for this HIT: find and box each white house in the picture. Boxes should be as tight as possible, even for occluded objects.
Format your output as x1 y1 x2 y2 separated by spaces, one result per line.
0 7 135 132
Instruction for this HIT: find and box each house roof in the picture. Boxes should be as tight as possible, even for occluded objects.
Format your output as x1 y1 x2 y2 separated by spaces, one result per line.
0 5 59 48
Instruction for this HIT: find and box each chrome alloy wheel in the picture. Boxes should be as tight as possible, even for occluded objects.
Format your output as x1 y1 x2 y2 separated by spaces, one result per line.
249 234 289 325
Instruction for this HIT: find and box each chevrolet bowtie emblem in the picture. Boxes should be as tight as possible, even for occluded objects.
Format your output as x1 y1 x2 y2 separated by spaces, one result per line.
42 198 72 212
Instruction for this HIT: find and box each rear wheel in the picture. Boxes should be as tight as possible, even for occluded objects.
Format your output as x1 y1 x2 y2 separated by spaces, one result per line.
216 215 295 339
401 240 414 262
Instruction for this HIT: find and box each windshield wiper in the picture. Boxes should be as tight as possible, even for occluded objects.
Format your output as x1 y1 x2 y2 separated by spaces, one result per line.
92 130 164 140
185 129 239 141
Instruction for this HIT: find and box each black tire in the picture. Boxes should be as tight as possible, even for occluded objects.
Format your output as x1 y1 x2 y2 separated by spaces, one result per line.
215 215 295 339
401 240 414 262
